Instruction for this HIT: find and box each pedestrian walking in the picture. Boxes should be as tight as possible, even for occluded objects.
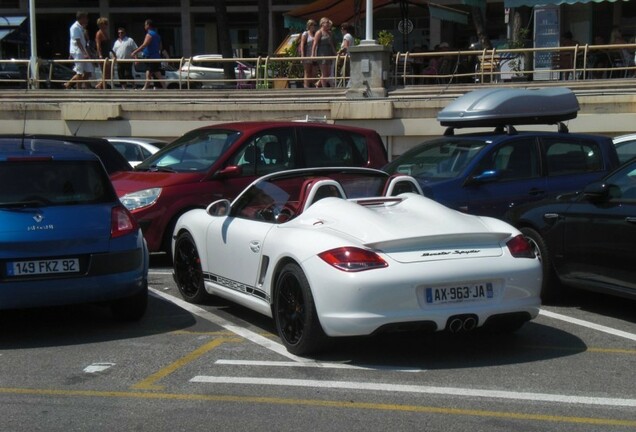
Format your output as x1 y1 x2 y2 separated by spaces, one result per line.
112 26 138 89
131 19 166 90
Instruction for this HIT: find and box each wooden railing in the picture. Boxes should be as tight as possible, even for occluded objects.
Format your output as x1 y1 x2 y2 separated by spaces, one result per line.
1 43 634 90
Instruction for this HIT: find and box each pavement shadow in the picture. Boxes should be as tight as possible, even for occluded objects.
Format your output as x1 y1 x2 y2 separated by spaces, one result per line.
311 321 588 369
171 295 589 369
553 290 636 324
0 294 197 349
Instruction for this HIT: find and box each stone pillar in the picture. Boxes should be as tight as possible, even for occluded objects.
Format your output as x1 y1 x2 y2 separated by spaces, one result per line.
346 43 392 99
181 0 192 57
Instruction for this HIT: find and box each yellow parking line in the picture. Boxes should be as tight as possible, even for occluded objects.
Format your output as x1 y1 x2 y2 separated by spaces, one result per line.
0 387 634 428
131 337 241 391
170 330 237 337
527 345 636 355
586 347 636 355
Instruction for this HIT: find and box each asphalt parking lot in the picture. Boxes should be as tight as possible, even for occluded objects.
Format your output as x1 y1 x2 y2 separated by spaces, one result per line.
0 254 634 432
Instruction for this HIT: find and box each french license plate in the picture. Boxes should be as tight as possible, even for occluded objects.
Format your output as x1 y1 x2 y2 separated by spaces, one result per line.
6 258 80 277
426 282 494 304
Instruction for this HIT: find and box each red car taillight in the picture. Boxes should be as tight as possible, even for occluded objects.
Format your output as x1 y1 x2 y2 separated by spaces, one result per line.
111 205 139 239
318 247 388 272
506 235 535 258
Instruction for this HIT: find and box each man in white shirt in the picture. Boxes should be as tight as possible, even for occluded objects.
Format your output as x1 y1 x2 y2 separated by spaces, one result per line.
112 27 138 89
65 11 94 89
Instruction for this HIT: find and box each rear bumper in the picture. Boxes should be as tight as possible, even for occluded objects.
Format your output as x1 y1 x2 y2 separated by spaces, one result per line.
0 248 148 310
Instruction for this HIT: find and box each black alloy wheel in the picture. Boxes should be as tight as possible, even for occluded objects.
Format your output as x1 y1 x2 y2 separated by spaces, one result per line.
274 263 327 356
173 232 209 303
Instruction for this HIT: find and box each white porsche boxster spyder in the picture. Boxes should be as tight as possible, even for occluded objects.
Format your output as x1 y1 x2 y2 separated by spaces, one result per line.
172 168 541 355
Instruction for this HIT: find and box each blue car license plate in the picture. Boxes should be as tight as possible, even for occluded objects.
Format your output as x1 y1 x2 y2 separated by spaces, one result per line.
7 258 80 277
426 283 494 304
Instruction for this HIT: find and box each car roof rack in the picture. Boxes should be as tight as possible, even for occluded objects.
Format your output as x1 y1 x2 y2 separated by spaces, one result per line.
437 87 579 131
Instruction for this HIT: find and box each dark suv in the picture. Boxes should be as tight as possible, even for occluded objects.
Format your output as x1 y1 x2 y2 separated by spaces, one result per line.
112 121 388 254
384 88 620 218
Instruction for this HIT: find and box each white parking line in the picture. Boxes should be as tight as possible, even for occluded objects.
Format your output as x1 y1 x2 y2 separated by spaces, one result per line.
540 309 636 342
83 363 115 373
190 376 636 408
149 270 173 275
151 288 423 371
150 288 301 361
214 359 424 372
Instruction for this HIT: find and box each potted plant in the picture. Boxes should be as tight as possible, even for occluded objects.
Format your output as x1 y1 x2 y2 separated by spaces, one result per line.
507 27 530 81
270 38 303 89
377 30 394 48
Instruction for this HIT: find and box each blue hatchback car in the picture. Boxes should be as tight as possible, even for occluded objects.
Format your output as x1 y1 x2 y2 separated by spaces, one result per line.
384 88 621 218
0 137 148 319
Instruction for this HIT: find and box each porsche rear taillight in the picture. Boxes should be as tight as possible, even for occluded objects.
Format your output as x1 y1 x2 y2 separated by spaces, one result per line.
506 235 535 258
111 205 139 239
318 247 388 272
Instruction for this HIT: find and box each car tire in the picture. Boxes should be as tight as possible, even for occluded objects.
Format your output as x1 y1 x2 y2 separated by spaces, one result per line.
173 231 211 303
520 227 564 304
274 263 328 356
111 282 148 321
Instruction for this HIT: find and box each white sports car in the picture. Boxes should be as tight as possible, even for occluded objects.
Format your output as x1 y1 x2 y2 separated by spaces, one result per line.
172 168 541 355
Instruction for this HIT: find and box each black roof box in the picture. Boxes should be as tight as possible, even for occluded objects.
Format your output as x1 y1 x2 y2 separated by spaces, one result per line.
437 87 579 128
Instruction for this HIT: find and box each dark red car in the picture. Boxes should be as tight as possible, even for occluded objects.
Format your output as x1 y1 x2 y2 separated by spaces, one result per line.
111 121 388 254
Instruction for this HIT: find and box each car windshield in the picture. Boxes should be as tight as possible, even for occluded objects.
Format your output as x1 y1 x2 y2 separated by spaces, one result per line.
136 129 241 172
0 160 113 207
384 138 487 179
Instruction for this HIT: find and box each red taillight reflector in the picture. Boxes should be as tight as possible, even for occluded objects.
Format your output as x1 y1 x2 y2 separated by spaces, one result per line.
318 247 388 272
111 205 138 238
507 234 535 258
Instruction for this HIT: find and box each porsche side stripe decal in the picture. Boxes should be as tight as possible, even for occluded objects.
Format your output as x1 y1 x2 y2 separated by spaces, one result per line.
203 272 270 302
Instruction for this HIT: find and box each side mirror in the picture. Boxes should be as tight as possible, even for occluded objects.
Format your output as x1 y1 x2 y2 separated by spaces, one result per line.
214 165 242 179
206 199 231 216
469 170 500 184
582 182 613 203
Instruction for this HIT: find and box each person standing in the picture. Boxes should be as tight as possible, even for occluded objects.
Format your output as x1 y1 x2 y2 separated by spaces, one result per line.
337 22 355 87
312 17 336 88
131 19 165 90
64 11 94 89
95 17 113 89
112 26 138 89
300 19 317 88
338 22 355 55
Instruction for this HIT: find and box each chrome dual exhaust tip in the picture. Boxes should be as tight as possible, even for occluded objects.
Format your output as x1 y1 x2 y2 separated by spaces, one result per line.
447 315 478 333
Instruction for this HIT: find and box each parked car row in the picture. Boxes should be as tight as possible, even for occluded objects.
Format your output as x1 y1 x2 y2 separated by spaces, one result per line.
91 55 256 89
0 60 79 89
0 55 256 90
1 87 634 353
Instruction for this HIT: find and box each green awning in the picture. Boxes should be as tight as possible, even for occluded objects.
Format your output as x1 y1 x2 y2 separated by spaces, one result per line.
461 0 486 7
505 0 626 7
429 3 469 24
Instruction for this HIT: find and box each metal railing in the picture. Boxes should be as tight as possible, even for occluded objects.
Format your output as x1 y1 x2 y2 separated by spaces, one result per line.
1 43 634 90
392 43 636 86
